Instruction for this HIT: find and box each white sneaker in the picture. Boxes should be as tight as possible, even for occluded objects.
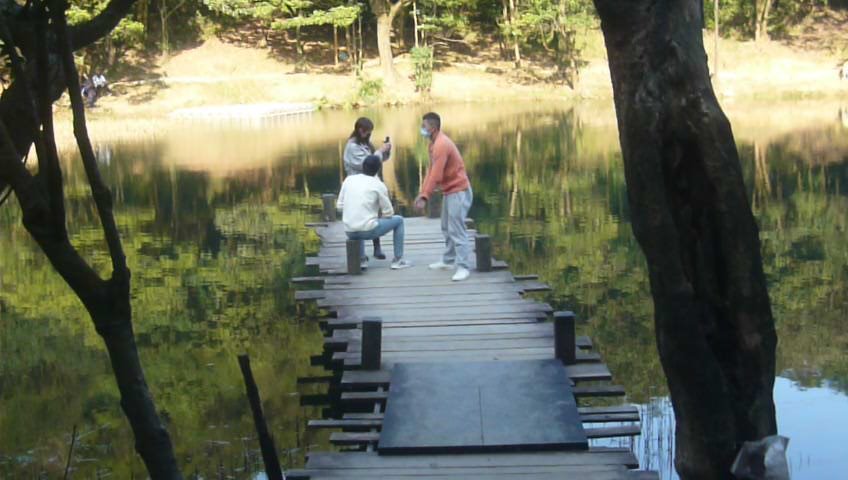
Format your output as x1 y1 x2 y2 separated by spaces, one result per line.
391 259 413 270
452 267 470 282
428 261 455 271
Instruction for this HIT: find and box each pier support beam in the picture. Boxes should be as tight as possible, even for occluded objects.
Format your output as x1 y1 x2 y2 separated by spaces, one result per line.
475 234 492 272
554 311 577 365
322 193 337 222
427 192 442 219
361 318 383 370
346 240 362 275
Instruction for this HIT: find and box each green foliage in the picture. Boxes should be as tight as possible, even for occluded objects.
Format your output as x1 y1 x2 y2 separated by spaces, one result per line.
410 46 433 93
353 76 383 104
67 1 145 72
703 0 828 39
273 5 361 29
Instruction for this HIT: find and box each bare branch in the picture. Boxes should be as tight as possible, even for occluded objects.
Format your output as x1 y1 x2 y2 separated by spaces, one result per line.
164 0 189 21
52 1 128 279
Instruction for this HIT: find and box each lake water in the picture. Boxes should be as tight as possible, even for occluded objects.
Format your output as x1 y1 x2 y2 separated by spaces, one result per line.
1 102 846 478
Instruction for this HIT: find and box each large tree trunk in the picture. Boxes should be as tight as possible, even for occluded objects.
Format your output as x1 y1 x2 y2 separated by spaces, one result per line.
371 0 405 84
592 1 778 478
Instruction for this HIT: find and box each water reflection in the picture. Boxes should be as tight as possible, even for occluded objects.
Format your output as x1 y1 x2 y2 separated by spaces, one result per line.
1 102 847 478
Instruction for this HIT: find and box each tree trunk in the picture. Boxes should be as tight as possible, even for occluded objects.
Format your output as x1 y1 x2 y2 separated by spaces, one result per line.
592 1 778 478
713 0 719 81
413 0 420 48
358 15 364 70
0 6 183 477
159 0 169 56
508 0 521 68
371 0 404 84
295 24 304 68
333 25 339 66
754 0 772 41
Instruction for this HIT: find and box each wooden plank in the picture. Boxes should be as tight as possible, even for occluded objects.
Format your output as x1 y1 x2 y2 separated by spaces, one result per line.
291 276 326 284
289 466 641 480
319 292 524 308
584 425 642 439
341 391 388 403
339 363 610 388
304 449 638 469
578 406 639 415
330 431 380 445
326 317 543 330
308 419 382 430
580 412 641 423
335 411 640 425
336 302 553 317
336 348 557 363
293 464 633 477
572 385 626 398
331 326 591 347
342 351 555 368
316 283 536 301
323 274 519 289
296 290 326 301
331 309 550 324
342 337 555 353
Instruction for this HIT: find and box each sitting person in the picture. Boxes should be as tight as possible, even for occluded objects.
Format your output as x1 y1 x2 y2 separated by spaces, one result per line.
337 155 412 270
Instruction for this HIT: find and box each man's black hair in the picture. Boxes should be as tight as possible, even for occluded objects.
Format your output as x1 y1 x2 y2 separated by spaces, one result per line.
363 155 382 176
422 112 441 130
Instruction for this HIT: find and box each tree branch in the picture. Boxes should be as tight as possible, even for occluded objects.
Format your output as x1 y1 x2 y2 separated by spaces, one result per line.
164 0 189 21
68 0 138 50
34 8 68 236
53 1 129 279
0 117 105 300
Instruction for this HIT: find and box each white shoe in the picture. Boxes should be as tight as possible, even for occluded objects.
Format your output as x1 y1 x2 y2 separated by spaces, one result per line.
452 267 470 282
429 261 455 271
391 259 413 270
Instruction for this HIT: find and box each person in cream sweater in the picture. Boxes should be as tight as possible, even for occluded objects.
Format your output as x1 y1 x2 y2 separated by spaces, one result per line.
337 155 412 270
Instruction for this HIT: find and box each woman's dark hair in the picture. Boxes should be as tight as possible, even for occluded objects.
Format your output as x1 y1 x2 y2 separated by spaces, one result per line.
363 155 382 176
349 117 375 147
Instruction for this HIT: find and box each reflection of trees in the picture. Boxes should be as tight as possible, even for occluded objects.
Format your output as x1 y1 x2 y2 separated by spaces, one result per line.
4 110 848 477
0 150 328 477
455 112 848 405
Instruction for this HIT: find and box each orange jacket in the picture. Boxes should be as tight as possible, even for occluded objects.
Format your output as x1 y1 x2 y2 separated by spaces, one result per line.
420 131 470 199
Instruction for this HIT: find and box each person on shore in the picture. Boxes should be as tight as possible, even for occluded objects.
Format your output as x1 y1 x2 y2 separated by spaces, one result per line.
414 112 473 282
344 117 392 260
338 155 412 271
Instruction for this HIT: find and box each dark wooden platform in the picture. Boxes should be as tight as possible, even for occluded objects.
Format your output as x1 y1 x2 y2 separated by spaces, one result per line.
378 360 588 454
291 215 657 479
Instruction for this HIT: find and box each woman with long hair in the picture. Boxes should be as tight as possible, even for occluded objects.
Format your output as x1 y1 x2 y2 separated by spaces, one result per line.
343 117 392 259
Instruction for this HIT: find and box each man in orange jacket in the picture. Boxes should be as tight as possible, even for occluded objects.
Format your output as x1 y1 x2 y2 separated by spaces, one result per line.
414 112 473 281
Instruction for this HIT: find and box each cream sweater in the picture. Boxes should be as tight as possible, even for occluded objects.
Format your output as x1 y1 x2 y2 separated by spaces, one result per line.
336 174 394 232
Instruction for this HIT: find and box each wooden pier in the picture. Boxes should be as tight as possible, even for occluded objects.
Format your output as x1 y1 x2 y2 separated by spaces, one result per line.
289 197 658 479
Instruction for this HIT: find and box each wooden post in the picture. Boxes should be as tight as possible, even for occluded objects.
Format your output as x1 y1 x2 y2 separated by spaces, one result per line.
346 239 362 275
554 311 577 365
427 192 442 219
361 317 383 370
475 234 492 272
322 193 337 222
237 354 284 480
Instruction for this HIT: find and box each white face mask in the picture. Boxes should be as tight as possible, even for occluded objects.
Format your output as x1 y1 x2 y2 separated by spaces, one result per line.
420 127 430 138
